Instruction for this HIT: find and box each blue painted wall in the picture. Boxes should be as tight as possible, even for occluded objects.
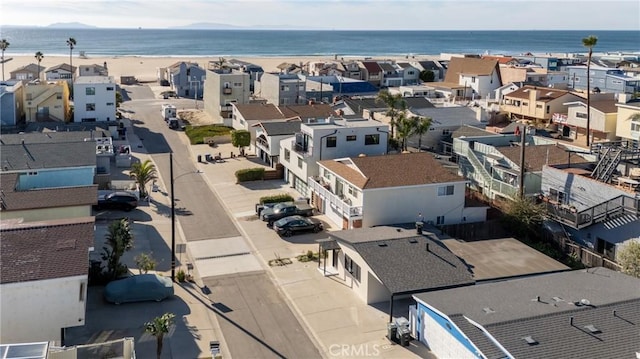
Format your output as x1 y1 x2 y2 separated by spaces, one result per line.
0 90 18 126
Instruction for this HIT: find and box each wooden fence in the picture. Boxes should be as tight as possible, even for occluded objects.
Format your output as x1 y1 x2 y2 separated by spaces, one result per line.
557 237 622 271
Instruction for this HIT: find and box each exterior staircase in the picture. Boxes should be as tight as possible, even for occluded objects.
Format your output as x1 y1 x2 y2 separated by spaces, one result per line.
591 147 622 183
545 194 640 230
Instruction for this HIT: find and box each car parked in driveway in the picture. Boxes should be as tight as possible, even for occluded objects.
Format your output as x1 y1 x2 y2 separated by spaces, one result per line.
94 191 138 211
104 274 174 304
273 215 323 237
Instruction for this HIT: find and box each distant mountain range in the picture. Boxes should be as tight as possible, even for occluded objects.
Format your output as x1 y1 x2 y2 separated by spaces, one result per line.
168 22 325 30
47 22 98 29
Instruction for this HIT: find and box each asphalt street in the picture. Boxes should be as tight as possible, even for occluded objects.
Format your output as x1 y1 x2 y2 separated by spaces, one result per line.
119 85 321 358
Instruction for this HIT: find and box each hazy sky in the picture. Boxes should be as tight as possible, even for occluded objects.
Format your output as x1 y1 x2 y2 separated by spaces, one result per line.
1 0 639 30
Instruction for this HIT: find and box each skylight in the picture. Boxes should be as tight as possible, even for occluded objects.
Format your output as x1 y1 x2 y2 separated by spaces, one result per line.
522 336 538 345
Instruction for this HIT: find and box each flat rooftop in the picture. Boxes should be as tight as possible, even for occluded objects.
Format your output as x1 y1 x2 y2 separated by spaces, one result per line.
442 238 570 281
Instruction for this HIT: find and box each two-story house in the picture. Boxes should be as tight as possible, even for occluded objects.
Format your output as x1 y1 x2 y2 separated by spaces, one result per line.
502 85 583 123
360 61 383 88
45 63 76 88
568 64 640 94
203 68 250 122
256 72 306 106
0 217 95 344
10 63 45 81
396 62 421 85
380 62 402 87
167 61 206 99
310 152 487 229
615 97 640 145
0 80 24 128
442 57 502 100
558 94 619 143
224 59 264 92
279 116 389 196
453 132 590 201
73 76 117 122
78 63 108 77
253 120 301 167
410 60 445 82
23 81 71 123
406 106 487 151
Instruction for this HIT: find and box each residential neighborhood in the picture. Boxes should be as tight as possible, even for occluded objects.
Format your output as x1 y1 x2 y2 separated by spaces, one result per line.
1 28 640 359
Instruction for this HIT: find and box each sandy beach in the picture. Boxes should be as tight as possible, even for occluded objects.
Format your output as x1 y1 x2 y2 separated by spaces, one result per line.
3 54 432 83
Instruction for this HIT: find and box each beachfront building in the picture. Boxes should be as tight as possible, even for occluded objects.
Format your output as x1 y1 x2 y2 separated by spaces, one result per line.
280 116 389 196
256 72 306 106
311 152 487 230
45 63 76 88
410 60 446 82
568 64 640 94
0 80 25 128
73 76 117 123
222 59 264 92
555 94 619 143
203 68 250 122
23 81 71 123
162 61 206 99
410 268 640 359
10 63 45 81
305 75 378 101
78 63 108 77
396 62 421 85
501 85 583 123
441 57 502 100
615 96 640 144
359 61 384 88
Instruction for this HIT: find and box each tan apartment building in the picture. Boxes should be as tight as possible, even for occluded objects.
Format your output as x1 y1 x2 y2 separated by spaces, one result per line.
23 81 71 122
501 85 582 123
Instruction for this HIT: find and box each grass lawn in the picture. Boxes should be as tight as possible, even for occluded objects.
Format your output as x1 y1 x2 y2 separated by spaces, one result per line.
185 125 233 145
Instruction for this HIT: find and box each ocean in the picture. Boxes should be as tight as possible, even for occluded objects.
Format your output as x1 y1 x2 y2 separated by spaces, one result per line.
1 27 639 58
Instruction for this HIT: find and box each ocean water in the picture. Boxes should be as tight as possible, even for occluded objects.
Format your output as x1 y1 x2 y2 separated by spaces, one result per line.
1 27 638 58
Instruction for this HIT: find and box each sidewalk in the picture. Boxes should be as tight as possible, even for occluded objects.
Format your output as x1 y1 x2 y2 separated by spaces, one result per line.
189 144 428 359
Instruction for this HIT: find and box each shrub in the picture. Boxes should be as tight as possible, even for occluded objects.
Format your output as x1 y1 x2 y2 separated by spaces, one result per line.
259 194 294 205
235 168 265 182
176 269 186 282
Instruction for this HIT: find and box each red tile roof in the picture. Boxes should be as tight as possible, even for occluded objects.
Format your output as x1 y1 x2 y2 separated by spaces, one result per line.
319 152 464 189
361 61 383 74
0 217 95 284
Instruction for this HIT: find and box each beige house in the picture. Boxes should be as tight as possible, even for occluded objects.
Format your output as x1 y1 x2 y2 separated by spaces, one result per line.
10 63 45 81
615 99 640 143
560 95 619 143
441 57 502 99
203 68 250 122
23 81 71 122
501 85 582 123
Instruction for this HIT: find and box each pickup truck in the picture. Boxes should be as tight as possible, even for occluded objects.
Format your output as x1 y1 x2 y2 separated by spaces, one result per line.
261 202 314 226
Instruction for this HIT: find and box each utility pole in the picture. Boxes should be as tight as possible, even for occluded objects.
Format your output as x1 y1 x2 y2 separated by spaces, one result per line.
170 152 176 281
518 127 526 199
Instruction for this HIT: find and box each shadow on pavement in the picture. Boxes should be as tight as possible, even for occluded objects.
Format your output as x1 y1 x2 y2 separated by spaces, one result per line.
133 126 172 154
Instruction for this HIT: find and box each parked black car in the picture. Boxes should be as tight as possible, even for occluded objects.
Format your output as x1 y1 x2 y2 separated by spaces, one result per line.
262 202 314 225
94 192 138 211
273 216 323 237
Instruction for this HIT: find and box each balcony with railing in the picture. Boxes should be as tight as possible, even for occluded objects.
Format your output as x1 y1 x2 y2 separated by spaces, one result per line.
309 177 363 218
291 140 313 157
255 136 269 150
466 149 519 199
544 194 640 229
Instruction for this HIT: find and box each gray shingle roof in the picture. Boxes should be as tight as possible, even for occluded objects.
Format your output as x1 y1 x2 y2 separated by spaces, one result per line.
331 226 474 294
452 125 495 139
0 131 96 145
258 120 301 136
414 268 640 358
0 217 95 284
1 142 96 171
343 97 434 115
0 173 97 210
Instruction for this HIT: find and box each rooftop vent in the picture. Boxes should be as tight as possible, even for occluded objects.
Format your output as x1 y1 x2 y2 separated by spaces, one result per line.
584 324 601 334
378 243 388 247
522 336 538 345
483 307 495 314
552 296 564 302
408 238 418 244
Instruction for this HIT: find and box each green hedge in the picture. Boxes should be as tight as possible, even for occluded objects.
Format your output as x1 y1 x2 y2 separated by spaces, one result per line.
259 194 294 205
235 168 265 182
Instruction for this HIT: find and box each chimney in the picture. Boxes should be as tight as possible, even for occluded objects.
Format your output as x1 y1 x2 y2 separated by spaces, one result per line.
536 296 540 302
426 243 430 252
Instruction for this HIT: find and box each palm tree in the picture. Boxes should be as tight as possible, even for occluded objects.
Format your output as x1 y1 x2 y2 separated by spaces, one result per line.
35 51 44 80
0 39 10 81
102 218 134 279
412 116 432 151
66 37 76 84
144 312 175 359
375 90 406 139
129 159 157 199
582 35 598 147
395 112 417 152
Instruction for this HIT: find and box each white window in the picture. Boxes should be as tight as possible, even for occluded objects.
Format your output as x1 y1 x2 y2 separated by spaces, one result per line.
284 149 290 162
323 168 331 179
348 185 358 198
297 157 303 169
86 87 95 95
438 185 454 196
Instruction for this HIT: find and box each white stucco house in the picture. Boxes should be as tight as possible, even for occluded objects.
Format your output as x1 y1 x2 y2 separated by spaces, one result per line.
317 226 474 306
73 76 117 122
279 116 389 196
441 57 502 100
310 152 487 230
0 217 94 344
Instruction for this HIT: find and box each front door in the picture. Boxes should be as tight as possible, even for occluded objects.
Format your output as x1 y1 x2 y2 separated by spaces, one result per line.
332 249 339 268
